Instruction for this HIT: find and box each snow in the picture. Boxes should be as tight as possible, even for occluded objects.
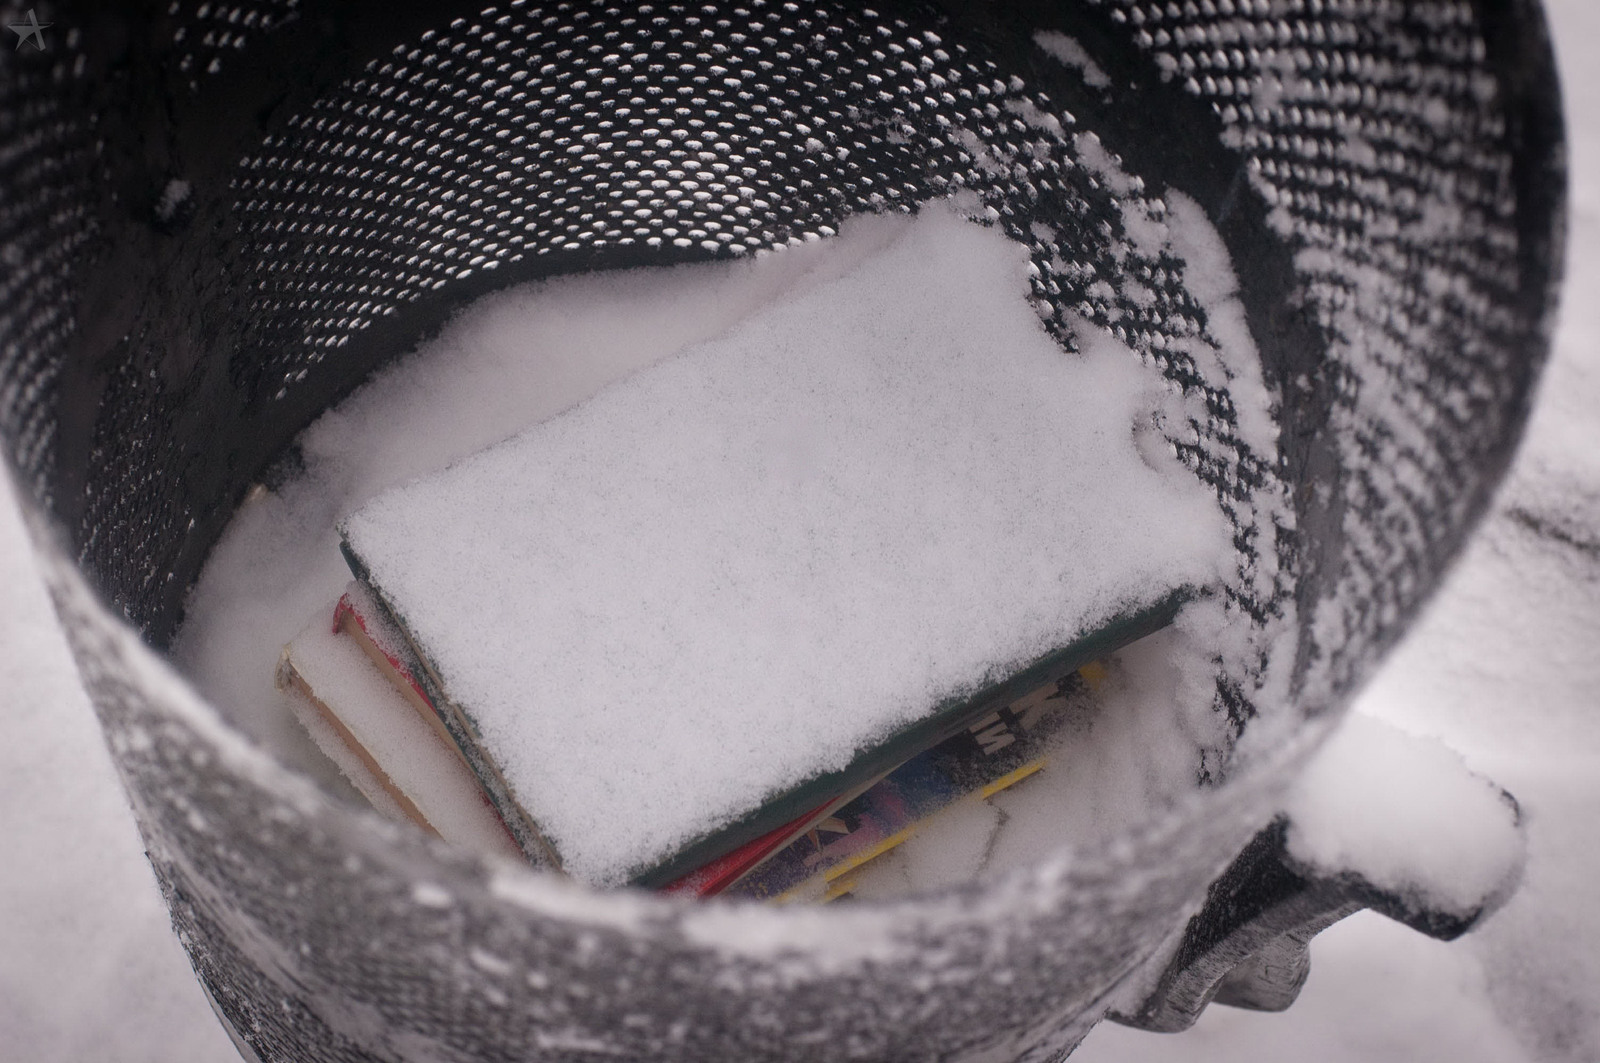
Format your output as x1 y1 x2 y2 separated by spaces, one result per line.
1034 32 1111 91
677 898 907 978
2 2 1598 1059
0 468 236 1063
155 179 191 223
1160 191 1277 457
1280 713 1522 920
340 202 1227 885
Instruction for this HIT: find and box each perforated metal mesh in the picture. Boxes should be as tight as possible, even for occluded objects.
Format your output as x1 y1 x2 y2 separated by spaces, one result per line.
171 0 299 85
1105 0 1554 700
0 1 1563 1060
0 12 97 506
212 0 1304 760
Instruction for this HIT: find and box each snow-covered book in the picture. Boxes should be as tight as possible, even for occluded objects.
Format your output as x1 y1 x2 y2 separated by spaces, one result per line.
336 204 1224 888
334 550 1181 888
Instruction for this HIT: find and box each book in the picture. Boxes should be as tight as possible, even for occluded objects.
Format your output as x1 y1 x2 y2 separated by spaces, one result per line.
291 581 1139 905
727 662 1102 903
656 798 851 898
336 548 1182 889
276 599 522 861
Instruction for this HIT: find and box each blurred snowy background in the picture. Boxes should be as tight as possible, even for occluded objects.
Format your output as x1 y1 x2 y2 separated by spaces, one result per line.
2 1 1595 1059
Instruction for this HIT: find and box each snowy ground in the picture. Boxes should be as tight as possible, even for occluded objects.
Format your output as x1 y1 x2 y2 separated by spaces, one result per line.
2 2 1595 1058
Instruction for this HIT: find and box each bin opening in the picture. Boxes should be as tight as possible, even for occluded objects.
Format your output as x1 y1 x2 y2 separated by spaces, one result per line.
174 197 1247 901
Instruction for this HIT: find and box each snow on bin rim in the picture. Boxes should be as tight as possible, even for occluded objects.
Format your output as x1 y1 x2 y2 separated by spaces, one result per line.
34 501 1318 967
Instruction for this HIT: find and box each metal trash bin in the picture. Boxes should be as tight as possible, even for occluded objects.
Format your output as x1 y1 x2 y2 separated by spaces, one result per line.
0 1 1564 1059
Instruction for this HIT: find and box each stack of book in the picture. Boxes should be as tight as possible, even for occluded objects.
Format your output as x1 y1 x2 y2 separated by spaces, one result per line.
279 581 1152 898
273 210 1217 896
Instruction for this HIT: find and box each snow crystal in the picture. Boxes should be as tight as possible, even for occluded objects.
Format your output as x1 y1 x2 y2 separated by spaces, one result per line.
1034 31 1112 90
1161 191 1278 457
410 882 454 908
341 202 1230 885
154 179 191 223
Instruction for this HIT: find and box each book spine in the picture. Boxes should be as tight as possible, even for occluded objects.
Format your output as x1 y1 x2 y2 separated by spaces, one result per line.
727 667 1092 902
657 766 905 897
276 649 442 838
657 800 835 899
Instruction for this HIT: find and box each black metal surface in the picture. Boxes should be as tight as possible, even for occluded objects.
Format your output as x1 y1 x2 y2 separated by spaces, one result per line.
1113 806 1521 1034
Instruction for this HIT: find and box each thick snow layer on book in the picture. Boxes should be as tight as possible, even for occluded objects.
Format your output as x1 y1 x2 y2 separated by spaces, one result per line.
341 204 1230 885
